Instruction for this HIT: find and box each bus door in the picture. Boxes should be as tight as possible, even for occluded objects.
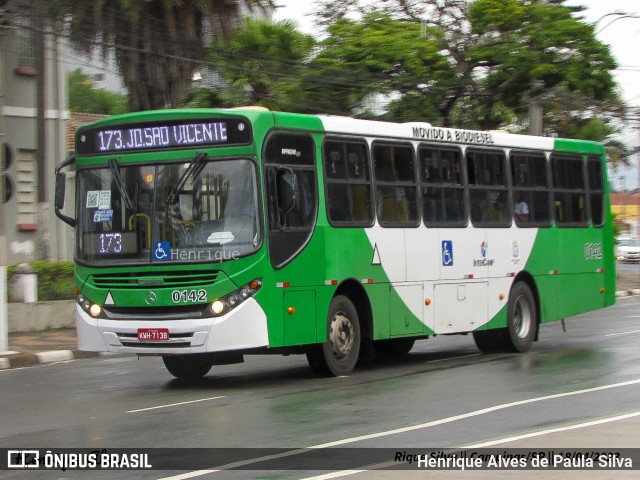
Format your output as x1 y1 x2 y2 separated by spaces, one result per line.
264 132 319 345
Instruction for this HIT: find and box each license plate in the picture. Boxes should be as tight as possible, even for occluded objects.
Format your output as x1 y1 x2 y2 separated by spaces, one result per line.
137 328 170 341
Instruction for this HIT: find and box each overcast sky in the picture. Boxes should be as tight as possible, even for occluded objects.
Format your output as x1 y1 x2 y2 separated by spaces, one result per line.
273 0 640 189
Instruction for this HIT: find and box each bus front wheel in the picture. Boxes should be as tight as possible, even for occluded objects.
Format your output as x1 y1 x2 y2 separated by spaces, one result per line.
473 282 537 353
162 354 212 379
307 295 361 377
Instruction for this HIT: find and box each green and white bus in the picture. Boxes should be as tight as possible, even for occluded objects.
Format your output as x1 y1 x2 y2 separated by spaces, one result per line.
55 108 615 379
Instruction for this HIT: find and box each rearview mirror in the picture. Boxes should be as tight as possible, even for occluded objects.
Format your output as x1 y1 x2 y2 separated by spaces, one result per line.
277 171 298 216
54 154 76 227
55 172 66 210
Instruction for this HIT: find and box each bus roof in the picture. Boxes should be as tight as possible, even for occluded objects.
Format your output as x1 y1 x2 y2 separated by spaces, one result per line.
76 108 605 155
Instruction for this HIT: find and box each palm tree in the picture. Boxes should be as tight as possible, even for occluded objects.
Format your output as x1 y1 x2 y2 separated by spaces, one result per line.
209 17 315 110
48 0 275 111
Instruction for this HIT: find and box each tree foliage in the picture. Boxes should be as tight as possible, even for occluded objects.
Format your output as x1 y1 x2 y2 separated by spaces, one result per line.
468 0 618 121
313 12 455 119
68 69 129 115
52 0 629 166
207 17 315 110
47 0 275 111
312 0 622 131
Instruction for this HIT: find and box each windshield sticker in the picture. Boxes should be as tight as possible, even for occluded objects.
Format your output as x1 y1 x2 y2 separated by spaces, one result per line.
98 190 111 209
207 232 235 245
153 242 171 261
86 190 100 208
93 209 113 222
86 190 111 209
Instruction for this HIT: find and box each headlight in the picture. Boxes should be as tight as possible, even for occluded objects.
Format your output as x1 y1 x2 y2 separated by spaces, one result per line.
89 304 102 318
211 300 225 315
77 294 103 318
209 279 262 316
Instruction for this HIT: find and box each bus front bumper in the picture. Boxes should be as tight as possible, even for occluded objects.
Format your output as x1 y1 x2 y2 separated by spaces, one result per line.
76 298 269 355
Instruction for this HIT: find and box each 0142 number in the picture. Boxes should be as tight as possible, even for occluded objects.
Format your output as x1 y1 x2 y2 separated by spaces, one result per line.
172 289 207 303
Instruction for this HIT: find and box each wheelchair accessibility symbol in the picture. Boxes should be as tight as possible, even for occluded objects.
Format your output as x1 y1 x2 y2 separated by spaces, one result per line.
442 240 453 267
154 241 171 261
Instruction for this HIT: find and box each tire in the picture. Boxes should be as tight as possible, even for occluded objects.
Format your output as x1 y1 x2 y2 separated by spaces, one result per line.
472 328 505 353
375 338 416 356
506 282 537 352
306 295 361 377
473 282 537 353
162 354 212 379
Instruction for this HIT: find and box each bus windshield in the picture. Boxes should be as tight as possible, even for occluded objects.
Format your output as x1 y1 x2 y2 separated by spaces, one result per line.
76 157 260 264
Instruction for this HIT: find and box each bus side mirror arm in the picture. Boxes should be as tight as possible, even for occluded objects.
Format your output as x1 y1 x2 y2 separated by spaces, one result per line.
55 153 77 228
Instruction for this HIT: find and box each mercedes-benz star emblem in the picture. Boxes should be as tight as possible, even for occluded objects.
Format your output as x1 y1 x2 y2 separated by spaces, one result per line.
144 291 157 305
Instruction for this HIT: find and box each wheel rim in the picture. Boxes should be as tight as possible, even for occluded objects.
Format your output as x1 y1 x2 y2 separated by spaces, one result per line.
513 294 532 339
329 312 355 360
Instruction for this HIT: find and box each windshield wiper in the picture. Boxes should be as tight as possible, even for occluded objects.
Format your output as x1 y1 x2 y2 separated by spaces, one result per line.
168 152 208 204
108 158 134 210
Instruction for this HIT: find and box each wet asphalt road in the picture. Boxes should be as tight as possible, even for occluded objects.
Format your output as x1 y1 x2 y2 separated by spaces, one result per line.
1 296 639 480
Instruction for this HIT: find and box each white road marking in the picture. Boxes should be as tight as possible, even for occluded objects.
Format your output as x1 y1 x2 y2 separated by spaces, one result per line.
427 354 480 363
156 378 640 480
301 411 640 480
158 470 219 480
126 396 226 414
605 329 640 337
463 410 640 447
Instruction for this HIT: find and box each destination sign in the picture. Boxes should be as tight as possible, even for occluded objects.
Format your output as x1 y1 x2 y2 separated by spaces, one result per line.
82 232 138 257
76 117 252 154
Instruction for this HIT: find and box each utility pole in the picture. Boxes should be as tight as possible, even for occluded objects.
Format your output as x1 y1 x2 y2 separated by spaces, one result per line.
35 0 48 259
528 79 544 136
0 8 7 353
528 97 543 136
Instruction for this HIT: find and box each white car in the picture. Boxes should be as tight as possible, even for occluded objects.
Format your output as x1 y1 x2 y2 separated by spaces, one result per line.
616 238 640 263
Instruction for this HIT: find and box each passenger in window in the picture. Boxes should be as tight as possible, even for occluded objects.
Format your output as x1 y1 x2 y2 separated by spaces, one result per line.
514 191 529 222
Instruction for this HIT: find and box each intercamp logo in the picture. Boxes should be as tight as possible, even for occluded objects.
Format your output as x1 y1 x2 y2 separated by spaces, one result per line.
480 241 488 258
474 241 494 267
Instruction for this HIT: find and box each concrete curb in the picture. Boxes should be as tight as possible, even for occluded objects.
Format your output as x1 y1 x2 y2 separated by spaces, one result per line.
0 350 104 369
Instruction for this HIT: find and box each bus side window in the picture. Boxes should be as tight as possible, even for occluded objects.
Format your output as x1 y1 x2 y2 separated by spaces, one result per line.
419 146 465 226
587 157 604 227
323 139 373 226
510 152 550 227
467 149 509 227
551 154 587 227
372 142 418 227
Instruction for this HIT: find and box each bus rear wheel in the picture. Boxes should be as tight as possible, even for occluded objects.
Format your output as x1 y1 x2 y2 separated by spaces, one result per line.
162 354 212 379
307 295 361 377
473 282 537 353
